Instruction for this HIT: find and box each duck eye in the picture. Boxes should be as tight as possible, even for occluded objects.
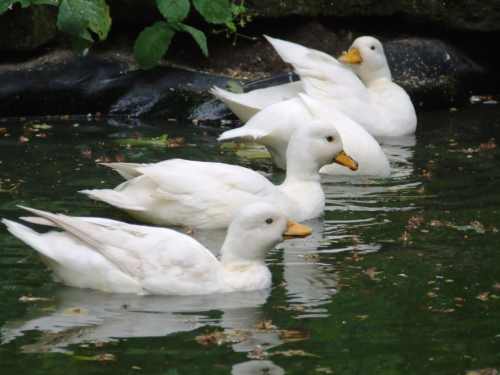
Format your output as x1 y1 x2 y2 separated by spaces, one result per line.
265 218 273 224
326 136 334 143
370 45 376 50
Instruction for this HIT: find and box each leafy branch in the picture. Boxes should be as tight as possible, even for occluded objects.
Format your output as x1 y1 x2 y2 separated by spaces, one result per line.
0 0 249 68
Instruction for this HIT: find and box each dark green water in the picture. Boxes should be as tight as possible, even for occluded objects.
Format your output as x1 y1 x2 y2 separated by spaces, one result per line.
1 105 500 374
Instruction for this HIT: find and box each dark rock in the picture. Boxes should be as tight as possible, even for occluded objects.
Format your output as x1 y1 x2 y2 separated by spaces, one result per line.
247 0 500 32
385 38 489 109
0 6 57 51
0 53 231 118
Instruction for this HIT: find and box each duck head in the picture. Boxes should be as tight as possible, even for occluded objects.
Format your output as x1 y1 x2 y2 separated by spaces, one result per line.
221 203 312 264
286 118 358 179
339 36 392 84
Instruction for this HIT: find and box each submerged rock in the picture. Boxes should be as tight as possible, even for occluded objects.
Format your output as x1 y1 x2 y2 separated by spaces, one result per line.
0 54 230 118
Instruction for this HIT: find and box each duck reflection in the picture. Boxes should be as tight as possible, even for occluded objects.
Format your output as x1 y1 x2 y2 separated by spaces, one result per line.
1 287 271 352
193 218 338 320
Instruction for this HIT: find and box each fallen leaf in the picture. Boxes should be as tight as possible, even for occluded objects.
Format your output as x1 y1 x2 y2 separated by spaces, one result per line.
74 353 116 362
364 267 382 281
406 215 425 231
470 221 486 234
477 292 490 302
355 315 369 320
195 329 249 346
479 138 496 151
278 330 310 342
63 307 89 316
18 295 52 303
255 320 276 330
466 369 499 375
247 345 267 360
270 349 319 358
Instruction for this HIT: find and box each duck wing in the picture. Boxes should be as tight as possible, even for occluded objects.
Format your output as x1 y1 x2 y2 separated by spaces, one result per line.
16 206 221 295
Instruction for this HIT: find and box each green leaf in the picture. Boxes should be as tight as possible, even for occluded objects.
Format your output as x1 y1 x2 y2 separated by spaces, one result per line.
57 0 111 42
134 21 175 69
0 0 29 14
192 0 232 24
156 0 189 23
178 23 208 57
31 0 60 5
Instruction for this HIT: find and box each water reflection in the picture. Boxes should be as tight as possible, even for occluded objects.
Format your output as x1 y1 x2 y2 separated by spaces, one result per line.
191 218 338 319
1 287 271 352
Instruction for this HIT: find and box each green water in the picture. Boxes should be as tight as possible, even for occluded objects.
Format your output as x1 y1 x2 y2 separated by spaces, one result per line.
1 106 500 374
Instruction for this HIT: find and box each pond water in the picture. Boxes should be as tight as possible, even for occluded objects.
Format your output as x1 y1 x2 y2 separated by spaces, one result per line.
0 105 500 374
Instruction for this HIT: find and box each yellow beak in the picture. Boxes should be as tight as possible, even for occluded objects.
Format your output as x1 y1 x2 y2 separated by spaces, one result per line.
284 220 312 238
334 151 359 171
339 47 363 65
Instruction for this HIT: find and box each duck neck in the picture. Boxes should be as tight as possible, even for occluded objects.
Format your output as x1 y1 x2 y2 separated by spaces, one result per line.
359 65 392 86
283 147 321 184
220 236 265 267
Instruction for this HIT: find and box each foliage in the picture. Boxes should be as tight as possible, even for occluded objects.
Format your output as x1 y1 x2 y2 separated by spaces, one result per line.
0 0 248 68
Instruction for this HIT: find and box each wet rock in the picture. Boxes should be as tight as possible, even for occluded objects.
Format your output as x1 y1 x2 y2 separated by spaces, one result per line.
385 38 488 109
0 53 230 118
0 6 57 51
247 0 500 32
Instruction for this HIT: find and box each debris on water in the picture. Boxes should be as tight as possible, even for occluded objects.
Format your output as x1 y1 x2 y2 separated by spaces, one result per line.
364 267 382 281
470 95 499 105
18 295 52 303
114 134 186 148
316 367 334 374
30 123 52 130
74 353 116 362
480 138 497 151
219 142 271 160
477 292 490 302
63 307 89 316
247 345 266 360
255 320 276 330
195 329 249 346
271 349 319 358
355 315 369 320
278 329 310 342
466 369 499 375
406 215 425 231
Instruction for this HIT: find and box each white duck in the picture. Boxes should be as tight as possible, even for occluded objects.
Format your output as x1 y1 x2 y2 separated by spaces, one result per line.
80 120 358 229
2 203 311 295
219 93 390 176
212 35 417 138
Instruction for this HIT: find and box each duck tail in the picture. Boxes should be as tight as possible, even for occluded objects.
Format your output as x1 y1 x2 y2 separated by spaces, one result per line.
79 189 146 211
218 124 271 142
1 218 55 260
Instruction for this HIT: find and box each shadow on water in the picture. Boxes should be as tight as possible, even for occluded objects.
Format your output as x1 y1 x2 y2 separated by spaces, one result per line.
1 104 500 374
